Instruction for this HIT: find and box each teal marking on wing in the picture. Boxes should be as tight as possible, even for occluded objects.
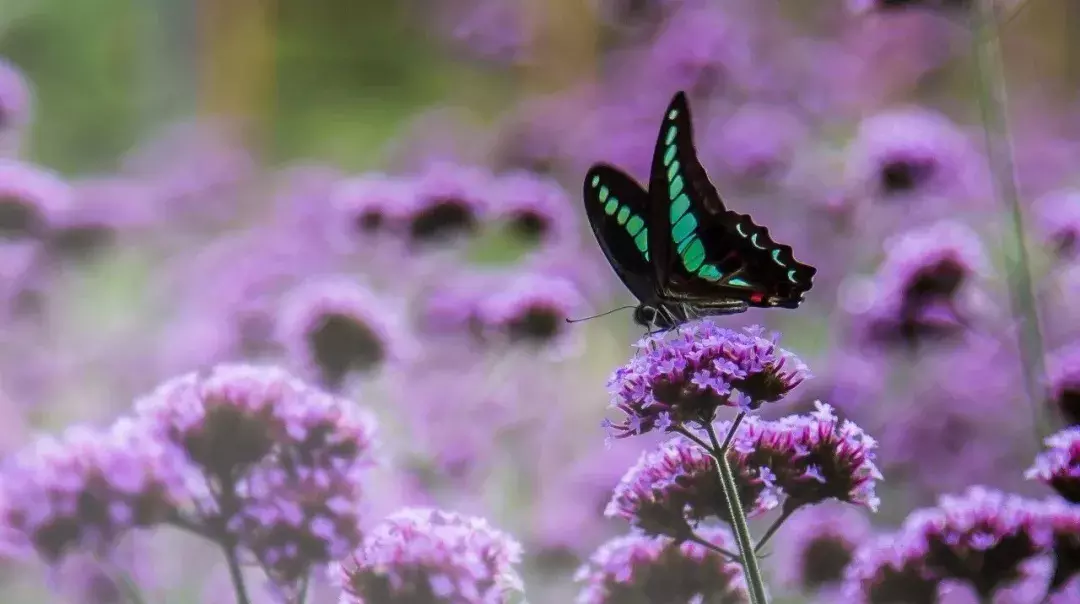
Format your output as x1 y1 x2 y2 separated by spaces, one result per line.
698 265 723 281
677 235 694 254
591 175 600 188
730 278 751 287
787 270 798 283
670 194 690 223
634 230 649 253
668 175 684 201
663 146 676 167
683 239 706 272
736 223 748 237
665 125 677 146
672 213 697 244
668 109 678 120
604 199 618 215
771 249 786 266
627 215 645 237
666 159 679 181
750 233 766 250
599 186 610 203
616 206 630 225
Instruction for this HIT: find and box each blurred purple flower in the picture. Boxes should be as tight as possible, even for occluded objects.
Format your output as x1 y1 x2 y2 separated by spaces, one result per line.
1043 499 1080 595
574 527 750 604
605 432 781 538
0 160 73 240
1034 189 1080 261
842 533 943 604
0 418 187 562
45 177 160 260
430 0 530 65
569 95 664 183
329 174 415 245
276 278 412 389
771 503 874 595
475 272 585 347
742 402 883 511
605 322 810 438
847 221 989 349
404 162 491 246
1046 344 1080 428
1027 428 1080 504
848 0 972 12
0 58 32 156
845 108 987 204
490 171 578 245
701 102 809 184
334 507 524 604
486 91 584 175
0 240 45 320
901 487 1054 600
134 364 377 587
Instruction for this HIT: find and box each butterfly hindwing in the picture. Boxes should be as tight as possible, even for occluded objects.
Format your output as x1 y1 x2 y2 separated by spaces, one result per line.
583 164 656 305
647 91 816 308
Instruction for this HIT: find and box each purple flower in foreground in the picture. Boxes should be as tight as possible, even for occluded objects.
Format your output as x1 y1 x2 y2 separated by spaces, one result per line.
0 418 187 561
405 162 491 246
0 59 31 155
772 503 874 595
276 278 411 389
741 402 883 511
605 433 781 538
335 507 524 604
1027 428 1080 504
842 534 942 604
606 322 810 438
575 528 750 604
490 171 577 244
1047 344 1080 427
0 160 72 240
1034 189 1080 260
135 364 377 588
901 487 1053 600
852 221 988 348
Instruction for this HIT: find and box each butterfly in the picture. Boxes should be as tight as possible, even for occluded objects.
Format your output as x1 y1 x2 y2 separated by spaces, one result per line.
582 91 817 331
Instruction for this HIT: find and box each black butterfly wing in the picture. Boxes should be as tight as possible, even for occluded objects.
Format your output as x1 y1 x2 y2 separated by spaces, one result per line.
583 164 657 306
646 91 816 309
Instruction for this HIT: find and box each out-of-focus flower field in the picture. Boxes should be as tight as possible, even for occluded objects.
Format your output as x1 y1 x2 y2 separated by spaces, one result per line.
1 0 1080 602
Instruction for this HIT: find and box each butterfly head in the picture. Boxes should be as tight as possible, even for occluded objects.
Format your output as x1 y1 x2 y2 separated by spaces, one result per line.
632 304 683 331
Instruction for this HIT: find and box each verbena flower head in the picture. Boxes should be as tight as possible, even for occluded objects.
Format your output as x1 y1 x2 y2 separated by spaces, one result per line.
0 58 31 155
605 321 810 438
474 272 585 347
845 108 985 202
1033 189 1080 260
848 0 975 13
901 486 1053 600
335 507 524 604
0 418 187 562
276 278 412 389
842 533 942 604
1047 344 1080 428
1027 427 1080 504
45 177 159 259
1042 498 1080 594
0 160 72 240
405 162 491 246
852 221 989 348
605 432 781 538
772 503 874 595
574 528 750 604
490 171 577 245
135 364 378 587
329 174 415 244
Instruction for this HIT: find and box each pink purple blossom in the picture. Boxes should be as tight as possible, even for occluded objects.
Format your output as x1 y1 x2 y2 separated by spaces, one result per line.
1027 428 1080 504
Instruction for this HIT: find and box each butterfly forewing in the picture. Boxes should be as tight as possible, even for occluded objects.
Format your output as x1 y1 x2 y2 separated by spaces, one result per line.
647 91 817 308
583 164 657 305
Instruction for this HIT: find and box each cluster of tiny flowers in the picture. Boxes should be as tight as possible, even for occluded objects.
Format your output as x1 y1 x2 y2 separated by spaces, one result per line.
1042 498 1080 594
739 402 883 511
134 364 378 587
1027 427 1080 504
605 322 810 438
605 432 780 539
334 507 524 604
772 504 874 595
574 527 750 604
843 487 1061 603
0 418 188 561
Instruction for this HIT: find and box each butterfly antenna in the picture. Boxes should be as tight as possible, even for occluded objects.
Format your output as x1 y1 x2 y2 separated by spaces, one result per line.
565 305 636 324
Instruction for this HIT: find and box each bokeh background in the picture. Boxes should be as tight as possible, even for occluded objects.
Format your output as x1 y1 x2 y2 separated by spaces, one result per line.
1 0 1079 602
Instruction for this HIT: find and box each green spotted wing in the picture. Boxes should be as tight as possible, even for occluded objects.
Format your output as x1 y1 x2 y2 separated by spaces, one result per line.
647 91 816 309
582 164 657 306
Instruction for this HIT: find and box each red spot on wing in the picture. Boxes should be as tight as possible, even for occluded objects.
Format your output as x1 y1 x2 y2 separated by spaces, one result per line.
750 292 764 304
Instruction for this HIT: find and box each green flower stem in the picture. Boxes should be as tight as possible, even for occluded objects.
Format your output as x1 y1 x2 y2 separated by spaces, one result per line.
971 0 1050 440
223 542 252 604
705 422 769 604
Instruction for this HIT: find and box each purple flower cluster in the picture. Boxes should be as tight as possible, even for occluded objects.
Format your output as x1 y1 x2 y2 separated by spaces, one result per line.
574 527 750 604
606 403 881 537
605 322 810 438
1047 344 1080 427
134 364 378 587
335 507 524 604
771 503 874 595
1027 427 1080 504
0 418 187 561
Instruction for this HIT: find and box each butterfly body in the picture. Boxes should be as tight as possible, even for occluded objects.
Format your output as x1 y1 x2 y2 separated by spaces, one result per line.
583 91 816 330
